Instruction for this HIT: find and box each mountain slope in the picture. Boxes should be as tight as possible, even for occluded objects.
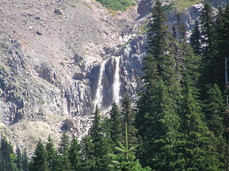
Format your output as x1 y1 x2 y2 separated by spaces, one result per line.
0 0 228 152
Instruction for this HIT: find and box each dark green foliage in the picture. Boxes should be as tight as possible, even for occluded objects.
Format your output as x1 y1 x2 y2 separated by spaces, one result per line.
58 132 70 156
198 3 217 95
178 80 222 170
109 120 151 171
30 140 49 171
16 147 22 171
0 136 18 171
220 5 229 61
211 5 229 90
204 84 225 137
89 106 101 145
58 133 71 171
22 149 29 171
96 0 134 11
83 106 111 171
109 103 122 147
121 94 138 149
69 135 82 170
135 1 227 170
136 1 180 169
204 84 226 168
81 135 94 170
45 135 59 171
190 21 201 55
200 3 214 58
175 13 186 42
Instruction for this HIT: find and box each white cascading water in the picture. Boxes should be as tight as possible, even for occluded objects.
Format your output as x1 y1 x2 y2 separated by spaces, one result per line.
93 60 106 110
112 56 121 104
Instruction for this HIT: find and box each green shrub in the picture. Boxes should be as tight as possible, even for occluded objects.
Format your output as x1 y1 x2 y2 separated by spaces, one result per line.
96 0 135 11
175 0 205 11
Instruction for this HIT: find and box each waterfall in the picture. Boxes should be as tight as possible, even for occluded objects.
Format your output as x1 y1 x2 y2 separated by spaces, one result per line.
93 57 121 113
113 56 121 104
93 60 106 110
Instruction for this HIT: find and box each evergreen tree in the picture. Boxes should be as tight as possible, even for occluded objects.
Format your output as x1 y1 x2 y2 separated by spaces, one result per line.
22 149 29 171
211 5 229 90
58 132 71 171
91 106 111 170
121 94 138 149
16 146 22 171
176 12 186 42
109 103 122 147
177 79 222 170
83 106 111 171
205 84 226 168
30 140 49 171
69 135 82 170
81 135 94 170
190 21 201 55
58 132 70 156
136 1 180 169
198 3 215 94
0 136 18 171
200 3 214 59
45 135 60 171
109 123 151 171
205 84 225 137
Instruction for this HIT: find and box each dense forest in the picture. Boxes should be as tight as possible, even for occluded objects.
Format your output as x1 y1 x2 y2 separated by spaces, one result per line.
1 0 229 170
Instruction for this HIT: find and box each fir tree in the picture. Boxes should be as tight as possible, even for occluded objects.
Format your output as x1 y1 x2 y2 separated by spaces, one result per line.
205 84 226 168
0 136 18 171
58 132 71 171
22 149 29 171
58 132 70 156
81 135 94 170
69 135 82 170
45 135 59 171
205 84 225 137
190 21 201 55
136 1 180 169
109 103 122 147
121 94 138 149
85 106 111 170
30 140 49 171
200 3 214 59
211 5 229 90
108 122 151 171
178 78 222 170
198 3 215 94
16 146 22 171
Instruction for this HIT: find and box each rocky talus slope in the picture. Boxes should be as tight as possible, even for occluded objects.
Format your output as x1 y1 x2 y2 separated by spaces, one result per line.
0 0 228 152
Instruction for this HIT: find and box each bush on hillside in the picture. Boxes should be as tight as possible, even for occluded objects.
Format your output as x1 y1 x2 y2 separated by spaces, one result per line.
96 0 135 11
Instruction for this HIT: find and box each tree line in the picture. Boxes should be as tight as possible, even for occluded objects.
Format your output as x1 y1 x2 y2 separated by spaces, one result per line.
1 1 229 170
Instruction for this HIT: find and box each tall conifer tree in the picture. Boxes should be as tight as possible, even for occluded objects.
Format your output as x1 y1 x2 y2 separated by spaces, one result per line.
69 135 83 170
22 149 29 171
190 21 201 55
30 140 49 171
45 135 60 171
121 94 138 149
16 146 22 171
58 133 71 171
109 103 122 147
87 106 111 170
136 1 180 169
177 78 222 170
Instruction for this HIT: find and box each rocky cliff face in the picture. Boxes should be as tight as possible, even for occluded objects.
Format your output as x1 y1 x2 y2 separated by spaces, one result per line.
0 0 228 152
